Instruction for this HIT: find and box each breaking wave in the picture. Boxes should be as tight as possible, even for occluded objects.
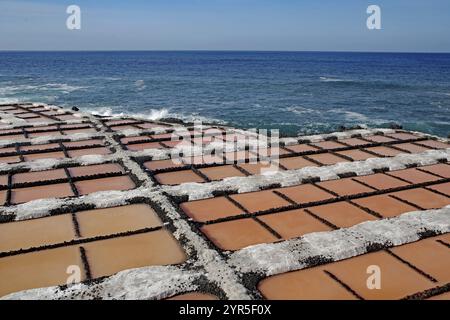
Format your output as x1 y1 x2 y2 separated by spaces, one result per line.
0 97 21 104
87 107 169 121
84 106 227 125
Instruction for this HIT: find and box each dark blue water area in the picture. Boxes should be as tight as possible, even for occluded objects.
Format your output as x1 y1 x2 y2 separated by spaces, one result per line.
0 51 449 137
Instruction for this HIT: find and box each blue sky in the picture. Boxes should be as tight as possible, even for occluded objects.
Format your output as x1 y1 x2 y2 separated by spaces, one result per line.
1 0 449 52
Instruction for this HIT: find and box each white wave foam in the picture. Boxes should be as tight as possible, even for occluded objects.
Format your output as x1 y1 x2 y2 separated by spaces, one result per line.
285 106 320 115
87 107 169 121
43 83 86 93
0 97 21 104
319 76 352 82
330 109 368 122
142 108 168 120
0 85 34 95
177 112 227 124
134 80 146 91
0 83 86 95
85 106 227 125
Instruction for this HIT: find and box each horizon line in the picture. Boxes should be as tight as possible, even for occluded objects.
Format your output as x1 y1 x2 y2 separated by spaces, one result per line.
1 49 450 54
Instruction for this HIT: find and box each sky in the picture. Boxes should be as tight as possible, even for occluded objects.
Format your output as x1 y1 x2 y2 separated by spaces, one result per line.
0 0 449 52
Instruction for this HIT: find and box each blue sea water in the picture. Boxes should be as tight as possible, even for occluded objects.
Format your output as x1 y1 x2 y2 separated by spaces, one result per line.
0 51 449 137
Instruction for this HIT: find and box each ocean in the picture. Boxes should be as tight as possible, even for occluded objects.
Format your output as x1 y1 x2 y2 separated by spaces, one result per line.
0 51 449 137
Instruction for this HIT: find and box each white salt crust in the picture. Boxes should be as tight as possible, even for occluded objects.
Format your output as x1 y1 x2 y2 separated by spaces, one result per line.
228 206 450 275
283 128 395 144
0 118 86 132
3 105 251 300
124 127 398 160
0 131 102 148
0 112 28 126
3 148 448 218
118 123 393 144
1 169 251 299
1 190 252 299
91 109 253 300
1 103 449 300
0 103 86 131
0 152 120 173
3 206 449 300
164 148 450 201
1 266 200 300
7 187 149 221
